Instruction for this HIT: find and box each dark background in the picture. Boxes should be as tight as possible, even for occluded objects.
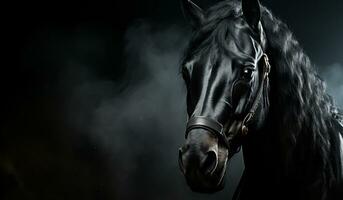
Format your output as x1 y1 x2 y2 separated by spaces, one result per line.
1 0 343 200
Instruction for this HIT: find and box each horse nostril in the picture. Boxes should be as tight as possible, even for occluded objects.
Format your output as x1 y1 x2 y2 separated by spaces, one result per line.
200 150 218 175
178 148 186 174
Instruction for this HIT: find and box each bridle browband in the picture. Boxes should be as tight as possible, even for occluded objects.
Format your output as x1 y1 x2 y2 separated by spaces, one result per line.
185 53 271 151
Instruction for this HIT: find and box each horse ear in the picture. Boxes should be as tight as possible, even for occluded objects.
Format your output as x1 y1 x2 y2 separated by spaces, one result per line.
242 0 261 32
180 0 205 28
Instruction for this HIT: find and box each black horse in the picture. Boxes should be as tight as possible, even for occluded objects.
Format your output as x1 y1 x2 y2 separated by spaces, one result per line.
178 0 343 199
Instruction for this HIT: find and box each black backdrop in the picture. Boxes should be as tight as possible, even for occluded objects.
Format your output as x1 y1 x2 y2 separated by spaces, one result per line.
1 0 343 200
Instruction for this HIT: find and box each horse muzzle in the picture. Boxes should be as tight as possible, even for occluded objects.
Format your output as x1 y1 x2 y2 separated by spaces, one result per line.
178 129 228 193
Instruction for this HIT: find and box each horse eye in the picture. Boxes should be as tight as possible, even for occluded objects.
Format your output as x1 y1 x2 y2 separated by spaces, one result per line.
241 67 254 79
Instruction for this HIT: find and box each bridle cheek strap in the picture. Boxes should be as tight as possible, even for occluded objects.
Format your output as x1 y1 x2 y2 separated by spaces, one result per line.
240 53 271 135
185 54 271 150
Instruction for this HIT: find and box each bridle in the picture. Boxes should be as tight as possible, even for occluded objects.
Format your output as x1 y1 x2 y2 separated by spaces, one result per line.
185 53 271 152
185 53 271 153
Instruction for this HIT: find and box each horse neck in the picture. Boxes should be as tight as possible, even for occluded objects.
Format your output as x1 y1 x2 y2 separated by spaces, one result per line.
239 101 343 199
241 126 281 175
237 126 287 199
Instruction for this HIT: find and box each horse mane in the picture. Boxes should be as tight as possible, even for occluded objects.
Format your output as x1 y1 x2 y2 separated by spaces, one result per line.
182 0 343 198
261 5 342 198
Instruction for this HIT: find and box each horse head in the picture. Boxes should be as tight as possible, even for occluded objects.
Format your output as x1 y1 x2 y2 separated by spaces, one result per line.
178 0 271 193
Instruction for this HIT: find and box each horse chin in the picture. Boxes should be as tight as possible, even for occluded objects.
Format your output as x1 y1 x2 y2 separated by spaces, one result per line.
186 159 227 194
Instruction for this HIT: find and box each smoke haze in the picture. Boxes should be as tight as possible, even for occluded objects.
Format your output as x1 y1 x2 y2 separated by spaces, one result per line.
320 63 343 107
64 21 244 200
